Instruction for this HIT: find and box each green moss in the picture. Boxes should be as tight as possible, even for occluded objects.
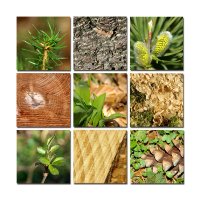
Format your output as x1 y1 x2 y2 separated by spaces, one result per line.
146 171 166 184
130 83 146 103
168 116 181 127
174 177 184 184
131 110 153 127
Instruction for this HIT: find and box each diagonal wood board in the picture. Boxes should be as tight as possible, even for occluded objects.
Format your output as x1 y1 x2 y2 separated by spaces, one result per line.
74 130 127 183
17 73 71 127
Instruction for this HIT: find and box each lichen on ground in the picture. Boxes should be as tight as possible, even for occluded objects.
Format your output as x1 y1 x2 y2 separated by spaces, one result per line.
130 74 183 127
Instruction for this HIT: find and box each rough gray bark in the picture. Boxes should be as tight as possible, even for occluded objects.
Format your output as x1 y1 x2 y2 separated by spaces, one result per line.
74 17 127 70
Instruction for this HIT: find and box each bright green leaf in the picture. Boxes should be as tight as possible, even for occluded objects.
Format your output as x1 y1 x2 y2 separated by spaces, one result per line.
88 109 97 125
130 171 134 178
162 135 167 141
141 145 148 152
47 135 55 147
178 130 184 135
139 159 146 167
133 163 140 170
49 145 59 153
92 111 102 127
104 113 126 120
134 145 141 151
157 165 163 172
166 135 172 143
143 137 149 144
142 171 147 177
134 152 142 158
37 147 46 155
170 132 177 140
52 157 65 166
166 171 174 179
146 167 153 173
92 93 106 111
75 81 90 104
39 157 50 166
130 140 137 149
48 164 59 175
130 159 134 165
134 130 147 142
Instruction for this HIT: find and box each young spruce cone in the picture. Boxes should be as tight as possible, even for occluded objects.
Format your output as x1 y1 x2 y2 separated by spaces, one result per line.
141 137 184 179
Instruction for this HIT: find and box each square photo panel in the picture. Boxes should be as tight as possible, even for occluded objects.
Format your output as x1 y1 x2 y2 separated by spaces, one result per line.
17 130 71 184
17 73 71 127
74 17 127 70
74 73 127 127
17 17 71 71
130 73 184 127
74 130 127 184
130 17 183 70
130 130 184 184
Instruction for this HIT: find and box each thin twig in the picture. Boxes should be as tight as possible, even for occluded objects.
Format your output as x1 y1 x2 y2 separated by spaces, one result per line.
41 172 48 184
147 31 152 55
41 44 50 70
42 48 48 70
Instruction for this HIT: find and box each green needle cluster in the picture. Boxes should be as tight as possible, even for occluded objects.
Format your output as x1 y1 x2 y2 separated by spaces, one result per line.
22 22 66 70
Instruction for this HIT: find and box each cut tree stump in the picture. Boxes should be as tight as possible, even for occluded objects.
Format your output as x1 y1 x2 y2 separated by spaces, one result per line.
17 73 71 127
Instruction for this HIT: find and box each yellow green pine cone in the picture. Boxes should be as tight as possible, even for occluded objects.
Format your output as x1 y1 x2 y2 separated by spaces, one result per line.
152 31 172 57
134 41 151 68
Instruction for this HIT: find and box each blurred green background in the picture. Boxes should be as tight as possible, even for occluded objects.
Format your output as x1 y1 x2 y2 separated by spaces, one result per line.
17 130 70 184
17 17 71 70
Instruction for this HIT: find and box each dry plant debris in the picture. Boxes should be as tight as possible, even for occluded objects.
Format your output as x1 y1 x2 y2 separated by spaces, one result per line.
130 130 184 184
74 17 127 70
130 74 183 127
91 74 127 127
17 73 71 127
90 74 127 127
74 130 127 184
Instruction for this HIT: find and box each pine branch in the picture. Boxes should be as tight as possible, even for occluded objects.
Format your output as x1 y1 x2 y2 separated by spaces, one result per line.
23 21 66 70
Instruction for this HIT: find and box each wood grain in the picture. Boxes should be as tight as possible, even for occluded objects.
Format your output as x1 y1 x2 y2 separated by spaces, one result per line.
74 130 127 184
17 73 71 127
